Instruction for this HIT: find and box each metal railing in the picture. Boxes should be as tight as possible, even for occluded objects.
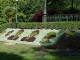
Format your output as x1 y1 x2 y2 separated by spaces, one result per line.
43 14 80 22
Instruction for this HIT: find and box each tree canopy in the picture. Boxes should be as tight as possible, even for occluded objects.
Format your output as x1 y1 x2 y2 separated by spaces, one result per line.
0 0 80 23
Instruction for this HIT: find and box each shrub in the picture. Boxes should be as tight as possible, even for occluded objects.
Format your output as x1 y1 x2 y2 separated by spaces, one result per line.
65 31 75 37
31 10 43 22
40 32 56 44
18 12 26 22
1 22 80 33
31 9 58 22
44 32 56 39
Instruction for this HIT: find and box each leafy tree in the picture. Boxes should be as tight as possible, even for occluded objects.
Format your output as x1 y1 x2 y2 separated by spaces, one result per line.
4 6 16 23
18 0 44 21
0 0 80 23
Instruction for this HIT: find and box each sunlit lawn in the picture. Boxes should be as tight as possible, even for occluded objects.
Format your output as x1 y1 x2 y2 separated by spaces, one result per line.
0 41 80 60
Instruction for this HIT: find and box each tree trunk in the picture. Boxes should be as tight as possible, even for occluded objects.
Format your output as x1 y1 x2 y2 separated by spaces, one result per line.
9 16 12 23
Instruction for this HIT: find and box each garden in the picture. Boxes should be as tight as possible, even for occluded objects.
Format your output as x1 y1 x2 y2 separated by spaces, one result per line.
0 0 80 60
0 22 80 60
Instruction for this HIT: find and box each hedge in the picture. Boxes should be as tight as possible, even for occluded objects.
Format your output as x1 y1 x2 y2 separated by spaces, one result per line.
0 21 80 32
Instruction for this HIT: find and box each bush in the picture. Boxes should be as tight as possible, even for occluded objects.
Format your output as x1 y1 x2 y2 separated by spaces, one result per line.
0 18 7 25
31 10 43 22
65 31 75 37
31 9 58 22
18 12 26 22
40 32 56 44
0 22 80 33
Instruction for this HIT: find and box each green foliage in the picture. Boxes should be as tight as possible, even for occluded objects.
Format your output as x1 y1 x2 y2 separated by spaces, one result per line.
30 30 39 37
0 22 80 32
65 31 75 36
40 32 56 44
0 18 7 25
47 32 56 36
4 6 16 17
0 23 11 32
44 32 56 39
41 39 51 44
18 12 26 22
22 0 44 21
0 0 80 22
48 0 67 11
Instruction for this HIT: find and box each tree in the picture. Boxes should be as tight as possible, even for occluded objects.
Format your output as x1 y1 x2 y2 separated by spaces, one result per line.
4 6 16 23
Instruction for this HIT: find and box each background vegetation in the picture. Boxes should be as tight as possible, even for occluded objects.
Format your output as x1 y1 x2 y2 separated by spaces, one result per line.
0 0 80 23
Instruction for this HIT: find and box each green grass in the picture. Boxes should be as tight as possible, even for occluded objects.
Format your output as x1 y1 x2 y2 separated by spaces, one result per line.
0 42 80 60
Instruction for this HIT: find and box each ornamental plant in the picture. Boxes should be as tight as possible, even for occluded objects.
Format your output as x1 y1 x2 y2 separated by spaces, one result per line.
7 29 24 40
30 30 39 37
21 30 39 42
4 6 16 23
44 32 56 39
40 32 56 44
65 31 75 37
7 35 14 40
25 36 36 42
7 35 19 40
5 30 14 36
21 36 36 42
16 29 24 36
21 37 28 41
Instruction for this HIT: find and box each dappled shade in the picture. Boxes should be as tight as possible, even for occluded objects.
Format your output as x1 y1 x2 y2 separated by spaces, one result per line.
0 52 24 60
45 30 80 51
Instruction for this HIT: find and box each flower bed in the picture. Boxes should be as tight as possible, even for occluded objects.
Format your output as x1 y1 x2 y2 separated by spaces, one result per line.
5 30 14 36
8 29 24 40
40 32 56 44
21 30 39 42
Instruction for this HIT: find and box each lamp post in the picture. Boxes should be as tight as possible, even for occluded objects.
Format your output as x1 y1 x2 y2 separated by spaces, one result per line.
15 0 18 28
43 0 47 22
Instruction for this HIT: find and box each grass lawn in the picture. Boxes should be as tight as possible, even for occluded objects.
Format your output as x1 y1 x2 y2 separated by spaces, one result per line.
0 41 80 60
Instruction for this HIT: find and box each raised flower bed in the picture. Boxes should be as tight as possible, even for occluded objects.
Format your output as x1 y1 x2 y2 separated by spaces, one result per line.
21 30 39 42
8 29 24 40
5 30 14 36
40 32 56 44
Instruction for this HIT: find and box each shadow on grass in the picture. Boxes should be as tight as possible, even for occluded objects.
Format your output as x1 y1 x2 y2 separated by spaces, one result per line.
0 52 25 60
32 46 80 60
48 50 80 60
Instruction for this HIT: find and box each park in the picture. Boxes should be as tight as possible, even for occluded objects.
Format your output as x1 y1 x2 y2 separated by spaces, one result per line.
0 0 80 60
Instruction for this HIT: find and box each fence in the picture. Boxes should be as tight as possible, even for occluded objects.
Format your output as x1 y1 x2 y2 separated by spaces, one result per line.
43 14 80 22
